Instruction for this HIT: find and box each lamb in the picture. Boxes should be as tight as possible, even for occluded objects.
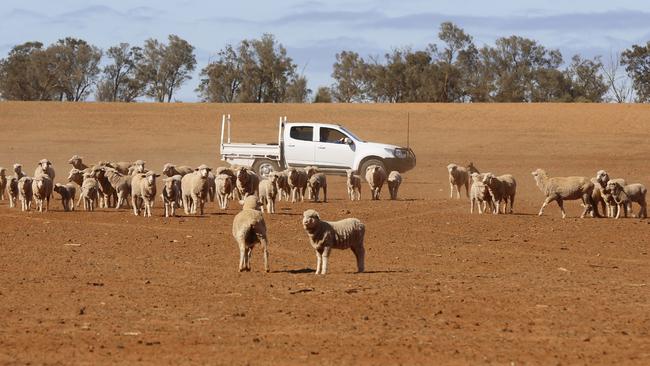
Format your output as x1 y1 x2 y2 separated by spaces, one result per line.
34 159 55 180
595 170 627 218
102 167 132 209
31 174 53 212
0 167 6 200
270 171 290 201
91 165 116 208
447 163 469 199
531 168 596 219
162 163 194 177
181 164 212 215
160 175 182 217
307 173 327 202
17 176 33 212
302 209 365 275
13 163 27 179
131 171 159 217
286 167 307 202
235 167 260 198
482 173 517 214
469 175 491 214
53 183 76 211
387 171 402 200
6 176 19 208
232 196 269 272
365 164 386 200
215 173 234 210
606 181 647 219
80 172 99 211
68 155 88 171
258 175 279 214
346 169 362 201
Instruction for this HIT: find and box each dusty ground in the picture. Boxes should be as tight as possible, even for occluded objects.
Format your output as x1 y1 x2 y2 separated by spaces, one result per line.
0 102 649 365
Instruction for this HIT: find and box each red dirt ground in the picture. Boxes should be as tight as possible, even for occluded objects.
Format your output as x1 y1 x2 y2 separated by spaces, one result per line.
0 103 649 365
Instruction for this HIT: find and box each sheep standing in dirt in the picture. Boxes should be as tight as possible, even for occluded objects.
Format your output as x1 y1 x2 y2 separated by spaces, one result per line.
80 172 99 211
13 163 27 179
232 196 269 272
68 155 88 171
103 167 132 209
302 209 365 275
34 159 55 180
270 171 290 201
286 167 307 203
532 169 595 218
482 173 516 214
53 183 76 211
387 171 402 200
31 174 53 212
0 167 6 200
307 173 327 202
91 166 116 208
215 173 234 210
606 181 647 219
161 175 182 217
447 163 470 199
235 167 260 198
6 176 19 208
162 163 194 177
346 170 362 201
259 175 278 214
216 167 239 200
17 176 33 212
365 165 386 200
595 170 627 217
131 171 159 217
181 164 212 215
469 174 492 214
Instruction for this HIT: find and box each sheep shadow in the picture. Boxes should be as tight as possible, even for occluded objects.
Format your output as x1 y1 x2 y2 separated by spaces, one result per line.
274 268 316 274
355 270 410 274
274 212 302 216
209 212 232 216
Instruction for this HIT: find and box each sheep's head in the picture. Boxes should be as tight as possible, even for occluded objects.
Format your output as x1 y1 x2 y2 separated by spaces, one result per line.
8 176 18 185
143 171 160 185
309 175 321 190
268 172 279 184
38 159 51 170
447 163 458 173
132 160 146 173
240 195 261 210
302 209 321 230
346 169 354 178
13 163 22 173
305 166 318 177
0 167 5 176
68 169 82 182
196 164 211 178
606 181 622 194
596 170 609 183
482 173 495 185
470 172 481 183
531 169 547 178
162 163 174 176
68 155 82 165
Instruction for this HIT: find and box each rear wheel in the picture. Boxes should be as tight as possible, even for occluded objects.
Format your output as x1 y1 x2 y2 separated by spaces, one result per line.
252 159 280 178
359 158 386 182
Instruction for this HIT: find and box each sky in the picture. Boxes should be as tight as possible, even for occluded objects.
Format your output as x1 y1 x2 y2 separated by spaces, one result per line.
1 0 649 101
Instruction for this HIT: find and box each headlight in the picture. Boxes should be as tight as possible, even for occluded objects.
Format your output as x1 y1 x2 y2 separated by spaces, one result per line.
394 149 407 159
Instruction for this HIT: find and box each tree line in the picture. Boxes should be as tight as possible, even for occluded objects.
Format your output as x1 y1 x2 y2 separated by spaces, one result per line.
1 23 650 103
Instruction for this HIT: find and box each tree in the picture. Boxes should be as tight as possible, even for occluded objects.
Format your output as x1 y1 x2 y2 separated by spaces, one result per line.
49 37 102 101
436 22 474 102
0 42 58 101
95 43 145 102
313 86 333 103
601 51 633 103
285 75 311 102
196 45 243 102
331 51 369 102
621 42 650 102
564 55 608 102
141 35 196 102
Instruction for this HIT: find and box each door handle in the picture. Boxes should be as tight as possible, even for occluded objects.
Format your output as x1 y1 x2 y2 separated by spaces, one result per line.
317 146 325 150
287 144 295 148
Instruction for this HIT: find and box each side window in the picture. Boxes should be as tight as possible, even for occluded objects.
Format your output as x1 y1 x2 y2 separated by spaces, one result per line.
290 126 313 141
319 127 347 144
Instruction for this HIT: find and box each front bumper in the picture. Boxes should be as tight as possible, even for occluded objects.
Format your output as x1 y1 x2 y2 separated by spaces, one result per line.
384 148 416 173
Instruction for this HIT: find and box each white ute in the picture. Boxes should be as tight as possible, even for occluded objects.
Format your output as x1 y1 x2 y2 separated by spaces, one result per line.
219 115 416 177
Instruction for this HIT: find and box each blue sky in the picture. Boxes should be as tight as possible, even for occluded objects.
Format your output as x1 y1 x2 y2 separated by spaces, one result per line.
1 0 649 101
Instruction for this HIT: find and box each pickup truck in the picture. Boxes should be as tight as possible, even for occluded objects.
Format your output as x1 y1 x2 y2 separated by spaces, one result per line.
219 115 416 177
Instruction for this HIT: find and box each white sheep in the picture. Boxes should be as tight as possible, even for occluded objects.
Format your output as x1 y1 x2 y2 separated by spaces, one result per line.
0 167 6 200
270 171 290 202
102 167 132 209
6 176 19 208
53 183 76 212
31 174 53 212
258 175 278 214
17 176 33 212
302 209 365 275
131 160 146 175
447 163 469 199
346 169 361 201
469 174 492 214
215 173 234 210
181 164 212 215
595 170 627 218
387 171 402 200
606 181 647 219
304 166 319 198
34 159 55 180
80 172 99 211
482 173 517 214
235 167 260 198
162 163 194 177
308 173 327 202
532 169 595 218
161 175 182 217
131 171 159 217
68 155 88 171
286 167 307 203
216 166 238 200
590 178 608 218
365 164 386 200
232 196 269 272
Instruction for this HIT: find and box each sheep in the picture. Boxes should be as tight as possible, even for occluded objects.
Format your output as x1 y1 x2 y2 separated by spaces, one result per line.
346 169 362 201
469 173 494 214
181 164 212 215
365 164 386 200
91 165 116 208
68 155 88 171
131 170 159 217
258 175 278 214
215 173 234 210
13 163 27 179
162 163 194 177
467 162 480 175
160 175 182 217
270 171 290 202
105 161 132 175
595 170 627 218
34 158 55 180
590 178 608 218
387 171 402 200
531 168 595 219
606 181 647 219
6 176 19 208
102 167 132 209
302 209 365 275
286 167 307 202
216 166 239 200
80 172 99 211
482 173 517 214
232 196 269 272
53 183 76 211
132 160 146 174
17 176 33 212
447 163 469 199
304 166 319 198
31 174 53 212
307 173 327 202
235 167 260 198
67 168 86 186
0 167 6 200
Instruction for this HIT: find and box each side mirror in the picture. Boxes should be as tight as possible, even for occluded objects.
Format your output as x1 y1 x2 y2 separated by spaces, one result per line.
343 137 352 145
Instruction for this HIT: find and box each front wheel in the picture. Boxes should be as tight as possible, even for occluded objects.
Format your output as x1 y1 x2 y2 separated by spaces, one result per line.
359 158 386 182
252 159 281 178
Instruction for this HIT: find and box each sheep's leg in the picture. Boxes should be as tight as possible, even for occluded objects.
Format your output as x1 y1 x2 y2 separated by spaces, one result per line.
557 199 568 219
315 250 322 275
509 194 515 214
238 245 246 272
183 195 190 215
260 235 270 273
132 196 139 216
450 183 454 198
351 245 365 273
321 246 331 275
245 247 252 271
323 186 327 203
538 196 554 216
470 198 474 214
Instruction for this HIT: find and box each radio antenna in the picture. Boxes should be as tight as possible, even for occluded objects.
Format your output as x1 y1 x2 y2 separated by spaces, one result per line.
407 112 410 148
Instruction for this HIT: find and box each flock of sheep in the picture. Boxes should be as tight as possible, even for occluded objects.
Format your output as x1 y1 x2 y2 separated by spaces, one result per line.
0 156 404 274
447 162 647 219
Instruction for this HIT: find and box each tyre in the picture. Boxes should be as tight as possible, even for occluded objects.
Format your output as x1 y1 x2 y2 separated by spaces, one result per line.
359 158 386 182
252 159 281 178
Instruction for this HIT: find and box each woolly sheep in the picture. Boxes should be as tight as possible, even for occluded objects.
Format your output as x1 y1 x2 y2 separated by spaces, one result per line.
131 171 159 217
91 165 116 208
606 181 647 219
0 167 6 200
302 209 365 275
131 160 146 175
31 174 53 212
161 175 182 217
236 167 260 198
232 196 269 272
68 155 88 171
304 166 319 198
13 163 26 179
346 169 362 201
531 168 595 219
215 173 234 210
53 183 76 212
103 167 132 209
270 170 290 202
447 163 469 199
17 176 33 212
595 170 627 218
307 172 327 202
286 167 307 203
216 166 239 200
258 175 278 214
365 164 386 200
105 161 132 175
162 163 194 177
6 176 18 208
482 173 516 214
590 178 608 218
387 171 402 200
181 164 212 215
80 172 99 211
469 174 492 214
34 158 55 180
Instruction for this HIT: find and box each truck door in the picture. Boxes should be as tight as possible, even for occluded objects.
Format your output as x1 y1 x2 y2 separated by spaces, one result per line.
314 127 356 169
285 125 315 166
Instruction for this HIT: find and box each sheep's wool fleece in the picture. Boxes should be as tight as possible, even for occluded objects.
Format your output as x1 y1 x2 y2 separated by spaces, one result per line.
303 210 365 250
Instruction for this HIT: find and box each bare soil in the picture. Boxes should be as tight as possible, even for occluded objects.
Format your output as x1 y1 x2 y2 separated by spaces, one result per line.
0 102 649 365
